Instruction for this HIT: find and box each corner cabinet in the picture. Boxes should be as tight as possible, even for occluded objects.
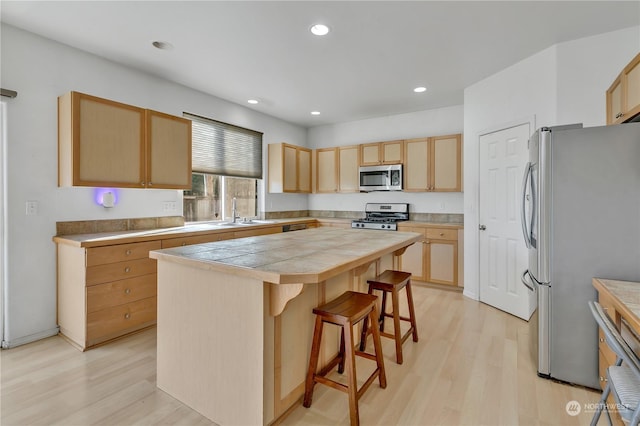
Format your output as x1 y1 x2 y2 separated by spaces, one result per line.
404 134 462 192
268 143 312 193
58 91 192 189
314 146 360 193
397 224 463 287
607 52 640 125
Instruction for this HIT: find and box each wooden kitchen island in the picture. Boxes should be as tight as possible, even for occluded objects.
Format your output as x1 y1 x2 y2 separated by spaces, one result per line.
149 227 421 425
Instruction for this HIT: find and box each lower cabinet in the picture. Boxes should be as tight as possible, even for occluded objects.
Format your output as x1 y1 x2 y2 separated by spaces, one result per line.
58 240 161 350
397 224 463 287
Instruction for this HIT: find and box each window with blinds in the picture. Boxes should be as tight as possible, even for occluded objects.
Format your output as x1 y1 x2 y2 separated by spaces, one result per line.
185 112 263 179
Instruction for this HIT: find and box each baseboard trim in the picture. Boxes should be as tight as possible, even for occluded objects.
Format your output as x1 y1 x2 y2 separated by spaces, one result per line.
2 326 60 349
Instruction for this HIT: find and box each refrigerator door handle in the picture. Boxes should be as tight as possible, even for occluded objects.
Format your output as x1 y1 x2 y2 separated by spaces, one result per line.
521 269 535 292
520 162 532 248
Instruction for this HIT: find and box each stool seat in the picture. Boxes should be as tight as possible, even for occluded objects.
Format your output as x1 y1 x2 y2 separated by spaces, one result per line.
360 270 418 364
304 291 387 426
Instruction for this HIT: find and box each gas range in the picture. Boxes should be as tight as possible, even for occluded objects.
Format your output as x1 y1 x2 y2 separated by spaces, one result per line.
351 203 409 231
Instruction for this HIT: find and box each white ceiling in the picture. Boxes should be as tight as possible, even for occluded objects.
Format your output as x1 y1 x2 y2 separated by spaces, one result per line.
1 1 639 128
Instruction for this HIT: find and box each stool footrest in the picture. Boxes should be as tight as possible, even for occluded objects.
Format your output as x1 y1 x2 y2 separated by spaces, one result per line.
315 376 349 394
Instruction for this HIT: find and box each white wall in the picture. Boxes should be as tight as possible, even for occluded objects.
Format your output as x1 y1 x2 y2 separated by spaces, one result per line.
463 26 640 301
0 24 308 347
308 105 465 214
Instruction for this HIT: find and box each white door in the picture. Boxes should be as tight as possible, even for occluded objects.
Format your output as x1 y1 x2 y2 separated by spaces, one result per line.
479 123 535 320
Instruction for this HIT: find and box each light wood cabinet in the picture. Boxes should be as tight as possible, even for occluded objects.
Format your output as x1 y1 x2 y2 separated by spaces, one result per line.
607 52 640 125
58 91 191 189
314 146 360 193
404 134 462 192
338 145 360 192
398 224 462 287
360 140 404 166
57 240 161 350
268 143 312 193
315 148 338 193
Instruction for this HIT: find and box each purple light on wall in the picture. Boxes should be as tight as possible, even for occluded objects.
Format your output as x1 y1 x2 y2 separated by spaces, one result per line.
94 188 119 207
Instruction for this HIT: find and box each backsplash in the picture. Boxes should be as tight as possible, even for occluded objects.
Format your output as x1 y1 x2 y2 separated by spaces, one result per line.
56 216 185 235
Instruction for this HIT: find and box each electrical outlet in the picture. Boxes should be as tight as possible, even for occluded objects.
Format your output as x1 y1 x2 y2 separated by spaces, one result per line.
162 201 176 212
26 200 38 215
439 202 446 211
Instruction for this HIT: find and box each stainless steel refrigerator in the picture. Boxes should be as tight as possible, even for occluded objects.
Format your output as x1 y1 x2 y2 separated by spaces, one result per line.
521 122 640 389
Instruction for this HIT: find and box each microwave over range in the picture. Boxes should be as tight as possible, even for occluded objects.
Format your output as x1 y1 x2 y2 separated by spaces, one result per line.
359 164 403 192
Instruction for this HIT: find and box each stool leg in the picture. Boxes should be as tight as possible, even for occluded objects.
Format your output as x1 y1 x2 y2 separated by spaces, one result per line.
405 280 419 342
379 291 387 332
358 286 375 351
343 322 360 426
303 316 324 408
338 328 346 374
391 287 403 364
369 304 387 389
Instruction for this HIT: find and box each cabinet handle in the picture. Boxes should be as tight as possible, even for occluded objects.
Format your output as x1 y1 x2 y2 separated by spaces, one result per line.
616 112 624 119
124 267 131 273
124 288 131 295
140 182 145 186
124 313 131 320
148 182 153 186
439 232 444 236
599 337 604 343
600 376 607 382
181 242 187 246
125 249 132 256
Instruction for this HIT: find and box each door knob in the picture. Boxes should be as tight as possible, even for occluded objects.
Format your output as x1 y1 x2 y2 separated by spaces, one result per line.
479 225 487 231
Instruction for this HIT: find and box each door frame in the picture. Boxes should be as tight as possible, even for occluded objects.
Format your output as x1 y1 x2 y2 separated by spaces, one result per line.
476 115 536 305
1 101 6 347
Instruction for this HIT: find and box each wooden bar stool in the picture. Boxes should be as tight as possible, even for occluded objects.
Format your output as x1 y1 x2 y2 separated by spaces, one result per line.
359 270 418 364
303 291 387 426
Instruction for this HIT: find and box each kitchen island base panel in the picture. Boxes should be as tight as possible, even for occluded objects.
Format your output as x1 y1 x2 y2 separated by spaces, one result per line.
156 262 265 426
156 254 396 425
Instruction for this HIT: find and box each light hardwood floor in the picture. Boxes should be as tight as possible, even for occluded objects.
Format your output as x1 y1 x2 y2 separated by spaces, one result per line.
2 285 602 426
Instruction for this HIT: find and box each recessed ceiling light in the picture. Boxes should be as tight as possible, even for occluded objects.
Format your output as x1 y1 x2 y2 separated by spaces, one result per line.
310 24 330 36
152 41 174 50
311 111 321 115
413 86 427 93
247 99 259 105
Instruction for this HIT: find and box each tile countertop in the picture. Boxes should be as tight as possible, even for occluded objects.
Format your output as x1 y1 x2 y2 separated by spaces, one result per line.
52 217 463 247
593 278 640 332
149 227 422 285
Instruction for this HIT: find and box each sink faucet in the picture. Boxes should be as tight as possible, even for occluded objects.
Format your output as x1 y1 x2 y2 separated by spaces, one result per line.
231 197 239 223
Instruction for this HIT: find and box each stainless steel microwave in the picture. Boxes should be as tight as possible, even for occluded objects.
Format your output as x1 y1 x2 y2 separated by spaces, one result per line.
359 164 403 192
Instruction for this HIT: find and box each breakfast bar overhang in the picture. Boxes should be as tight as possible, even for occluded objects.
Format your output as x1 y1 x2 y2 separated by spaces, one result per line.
149 227 421 425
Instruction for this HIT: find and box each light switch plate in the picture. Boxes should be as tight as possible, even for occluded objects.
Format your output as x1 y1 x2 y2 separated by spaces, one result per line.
26 200 38 215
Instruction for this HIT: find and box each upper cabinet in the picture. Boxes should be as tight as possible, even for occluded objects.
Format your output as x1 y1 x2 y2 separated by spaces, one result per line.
58 91 192 189
607 52 640 125
268 142 312 193
404 134 462 192
360 140 403 166
314 145 360 193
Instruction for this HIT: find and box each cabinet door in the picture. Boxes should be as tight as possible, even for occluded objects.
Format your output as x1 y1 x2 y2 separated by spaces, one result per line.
431 134 461 192
426 240 458 286
298 148 312 193
403 138 430 191
360 143 381 165
316 148 338 193
381 141 403 164
283 145 298 192
607 76 624 125
624 54 640 122
146 110 192 189
59 91 146 188
338 146 359 192
397 226 426 281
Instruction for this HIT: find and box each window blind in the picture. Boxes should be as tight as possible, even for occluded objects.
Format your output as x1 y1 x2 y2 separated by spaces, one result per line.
185 112 263 179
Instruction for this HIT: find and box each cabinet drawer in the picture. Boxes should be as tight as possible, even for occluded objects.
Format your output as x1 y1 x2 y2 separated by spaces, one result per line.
87 241 161 266
161 232 233 248
86 258 157 286
425 228 457 240
86 274 157 313
87 296 156 345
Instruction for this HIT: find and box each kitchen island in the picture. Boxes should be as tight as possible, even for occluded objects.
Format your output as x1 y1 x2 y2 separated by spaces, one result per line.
149 227 421 425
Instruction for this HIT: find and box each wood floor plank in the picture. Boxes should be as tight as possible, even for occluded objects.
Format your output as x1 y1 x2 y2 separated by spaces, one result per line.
2 285 602 425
